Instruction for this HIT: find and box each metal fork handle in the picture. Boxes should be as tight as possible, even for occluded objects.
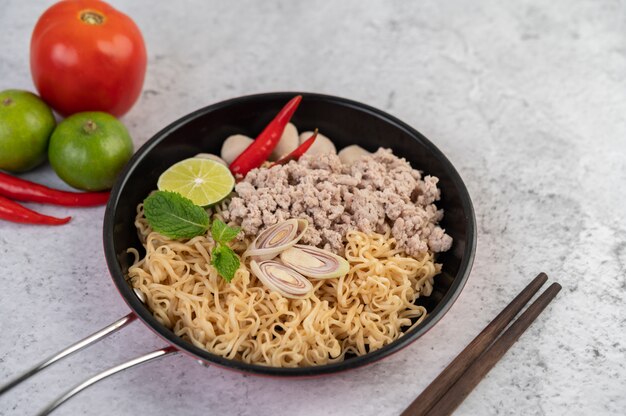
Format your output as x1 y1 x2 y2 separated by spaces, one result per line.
0 313 137 395
37 346 178 416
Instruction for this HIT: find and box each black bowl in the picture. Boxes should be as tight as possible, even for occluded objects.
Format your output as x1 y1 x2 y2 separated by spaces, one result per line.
104 92 476 376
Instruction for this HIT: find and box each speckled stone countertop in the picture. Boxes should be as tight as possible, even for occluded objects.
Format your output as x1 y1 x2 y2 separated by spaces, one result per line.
1 1 625 415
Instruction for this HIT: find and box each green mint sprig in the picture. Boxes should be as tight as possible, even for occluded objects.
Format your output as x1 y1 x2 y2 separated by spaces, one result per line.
143 191 240 282
210 219 241 282
211 218 241 243
143 191 209 239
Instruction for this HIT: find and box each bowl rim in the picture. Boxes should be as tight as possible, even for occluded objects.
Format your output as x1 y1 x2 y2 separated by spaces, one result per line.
103 91 477 376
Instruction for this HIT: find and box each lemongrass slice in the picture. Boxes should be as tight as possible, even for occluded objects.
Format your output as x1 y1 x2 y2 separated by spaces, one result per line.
279 244 350 279
250 259 313 299
243 219 308 261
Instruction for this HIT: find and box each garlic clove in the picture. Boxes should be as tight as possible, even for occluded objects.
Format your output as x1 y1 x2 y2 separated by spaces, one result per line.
221 134 254 165
337 145 370 165
193 153 228 166
270 122 299 161
299 131 336 155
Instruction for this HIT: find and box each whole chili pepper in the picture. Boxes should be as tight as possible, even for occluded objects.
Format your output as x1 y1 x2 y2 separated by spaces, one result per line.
0 195 71 225
0 171 109 207
229 95 302 177
273 129 318 166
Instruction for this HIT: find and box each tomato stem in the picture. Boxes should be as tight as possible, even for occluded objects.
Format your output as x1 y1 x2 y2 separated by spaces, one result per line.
2 98 12 106
80 10 105 25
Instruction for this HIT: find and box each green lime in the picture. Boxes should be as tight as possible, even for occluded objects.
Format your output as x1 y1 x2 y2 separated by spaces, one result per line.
157 158 235 206
48 112 133 191
0 90 56 172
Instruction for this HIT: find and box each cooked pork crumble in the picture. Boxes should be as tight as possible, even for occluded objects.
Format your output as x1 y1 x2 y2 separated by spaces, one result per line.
222 148 452 257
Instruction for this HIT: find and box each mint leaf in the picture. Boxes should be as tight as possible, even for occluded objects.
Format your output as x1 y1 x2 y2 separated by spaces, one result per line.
211 244 240 282
143 191 209 239
209 220 240 282
211 219 241 243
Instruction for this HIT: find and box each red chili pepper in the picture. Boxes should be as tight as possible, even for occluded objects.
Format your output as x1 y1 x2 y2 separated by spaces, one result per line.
273 129 318 166
0 171 109 207
229 95 302 177
0 195 71 225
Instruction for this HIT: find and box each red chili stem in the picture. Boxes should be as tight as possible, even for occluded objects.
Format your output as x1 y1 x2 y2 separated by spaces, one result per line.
229 95 302 177
0 171 109 206
273 129 318 166
0 195 71 225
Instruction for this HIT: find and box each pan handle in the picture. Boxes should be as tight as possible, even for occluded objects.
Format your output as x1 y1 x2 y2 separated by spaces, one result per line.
0 313 137 395
37 346 178 416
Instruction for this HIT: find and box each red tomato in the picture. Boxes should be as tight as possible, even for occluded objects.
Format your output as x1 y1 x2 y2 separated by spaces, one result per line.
30 0 147 117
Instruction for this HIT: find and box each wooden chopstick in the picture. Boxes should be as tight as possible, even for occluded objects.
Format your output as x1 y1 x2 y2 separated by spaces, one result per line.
400 272 549 416
424 282 561 416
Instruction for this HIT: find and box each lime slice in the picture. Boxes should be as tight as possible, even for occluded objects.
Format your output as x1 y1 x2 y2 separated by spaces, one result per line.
157 158 235 206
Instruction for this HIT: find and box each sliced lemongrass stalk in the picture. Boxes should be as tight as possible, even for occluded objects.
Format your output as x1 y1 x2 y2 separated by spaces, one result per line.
250 260 313 299
243 219 308 261
279 244 350 279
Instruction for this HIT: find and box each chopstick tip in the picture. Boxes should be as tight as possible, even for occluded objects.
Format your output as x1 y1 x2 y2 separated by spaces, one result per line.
547 282 562 292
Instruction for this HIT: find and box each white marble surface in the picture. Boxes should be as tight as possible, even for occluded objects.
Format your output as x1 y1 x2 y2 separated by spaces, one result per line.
1 0 625 415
